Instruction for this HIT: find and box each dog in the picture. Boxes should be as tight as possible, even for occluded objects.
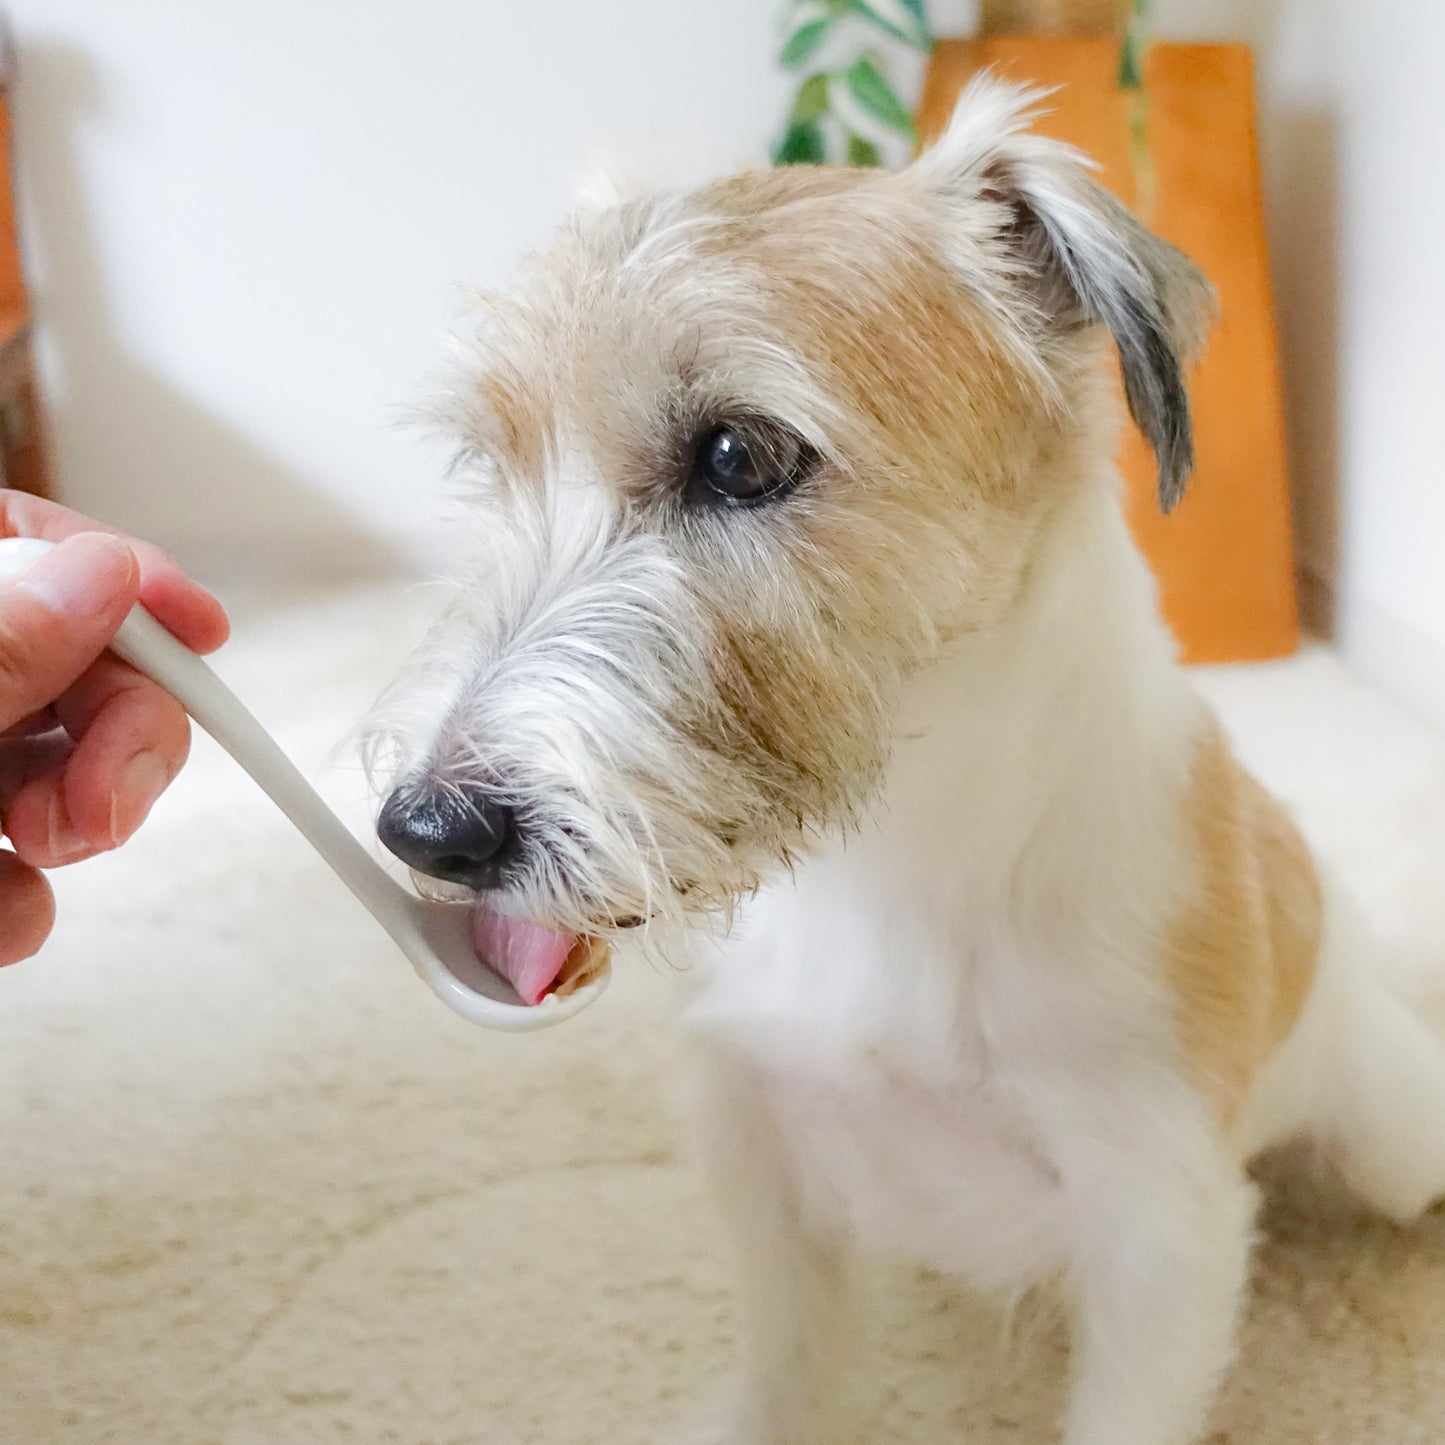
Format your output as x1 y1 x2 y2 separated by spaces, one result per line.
364 76 1445 1445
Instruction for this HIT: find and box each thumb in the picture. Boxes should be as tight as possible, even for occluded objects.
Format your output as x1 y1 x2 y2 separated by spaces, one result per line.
0 533 140 732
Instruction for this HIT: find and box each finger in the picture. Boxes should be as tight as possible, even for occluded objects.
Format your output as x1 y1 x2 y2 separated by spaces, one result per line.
0 533 139 733
0 490 229 654
129 563 230 654
0 732 72 815
5 653 190 866
0 850 55 966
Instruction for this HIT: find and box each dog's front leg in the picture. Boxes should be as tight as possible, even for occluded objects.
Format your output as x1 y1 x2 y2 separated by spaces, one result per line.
1059 1140 1257 1445
692 1045 856 1445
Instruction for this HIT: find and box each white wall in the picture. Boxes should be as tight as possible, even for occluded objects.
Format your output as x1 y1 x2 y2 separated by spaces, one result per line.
1317 1 1445 724
11 1 1445 721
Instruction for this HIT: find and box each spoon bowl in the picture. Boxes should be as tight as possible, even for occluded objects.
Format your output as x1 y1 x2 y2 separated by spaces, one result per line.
0 536 609 1031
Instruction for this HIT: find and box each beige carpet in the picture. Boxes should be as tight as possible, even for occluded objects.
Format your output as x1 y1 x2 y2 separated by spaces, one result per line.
4 581 1445 1445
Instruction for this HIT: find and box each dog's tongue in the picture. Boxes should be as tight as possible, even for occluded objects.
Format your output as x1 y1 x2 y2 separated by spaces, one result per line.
471 907 578 1006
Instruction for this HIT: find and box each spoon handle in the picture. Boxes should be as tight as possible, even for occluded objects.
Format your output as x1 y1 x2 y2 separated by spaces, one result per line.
111 606 410 935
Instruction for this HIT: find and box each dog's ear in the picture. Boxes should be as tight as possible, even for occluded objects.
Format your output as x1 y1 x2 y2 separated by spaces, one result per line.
911 73 1215 512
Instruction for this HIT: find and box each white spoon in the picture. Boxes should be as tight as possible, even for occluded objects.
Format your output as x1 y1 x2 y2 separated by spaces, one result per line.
0 536 609 1031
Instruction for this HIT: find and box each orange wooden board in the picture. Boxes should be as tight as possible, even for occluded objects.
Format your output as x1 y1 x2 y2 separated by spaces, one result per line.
919 38 1299 663
0 68 50 499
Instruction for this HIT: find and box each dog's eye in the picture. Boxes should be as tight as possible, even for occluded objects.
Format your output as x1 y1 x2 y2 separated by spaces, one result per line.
687 423 810 507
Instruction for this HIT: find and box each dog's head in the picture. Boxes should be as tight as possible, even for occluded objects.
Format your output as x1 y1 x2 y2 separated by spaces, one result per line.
364 76 1211 996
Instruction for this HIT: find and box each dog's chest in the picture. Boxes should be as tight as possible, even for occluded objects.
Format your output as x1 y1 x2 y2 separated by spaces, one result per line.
750 1045 1067 1288
689 889 1075 1289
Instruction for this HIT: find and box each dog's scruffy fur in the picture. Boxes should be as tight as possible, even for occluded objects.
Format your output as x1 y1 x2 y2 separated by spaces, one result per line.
367 78 1445 1444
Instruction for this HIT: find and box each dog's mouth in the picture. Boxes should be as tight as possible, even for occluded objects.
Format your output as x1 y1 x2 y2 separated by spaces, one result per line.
470 905 611 1006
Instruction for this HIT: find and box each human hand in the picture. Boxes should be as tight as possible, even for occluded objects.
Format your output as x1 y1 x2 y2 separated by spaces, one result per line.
0 492 229 966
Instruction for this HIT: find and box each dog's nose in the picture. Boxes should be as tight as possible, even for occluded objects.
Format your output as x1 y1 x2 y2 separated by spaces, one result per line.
377 788 515 889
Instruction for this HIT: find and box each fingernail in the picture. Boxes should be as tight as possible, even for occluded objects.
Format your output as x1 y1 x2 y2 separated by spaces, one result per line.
111 751 170 844
13 533 135 617
47 791 85 863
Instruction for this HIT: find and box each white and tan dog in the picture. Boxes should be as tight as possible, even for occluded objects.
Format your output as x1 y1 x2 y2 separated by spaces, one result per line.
366 77 1445 1445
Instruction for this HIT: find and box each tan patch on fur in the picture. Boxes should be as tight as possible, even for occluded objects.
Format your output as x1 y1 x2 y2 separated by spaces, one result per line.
695 167 1051 503
471 369 552 482
1168 719 1322 1128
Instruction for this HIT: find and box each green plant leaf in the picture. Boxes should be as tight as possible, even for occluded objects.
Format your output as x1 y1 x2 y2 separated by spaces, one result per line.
850 0 930 48
1117 29 1144 89
773 118 828 166
842 57 917 140
846 133 882 167
781 17 831 67
789 72 831 125
897 0 931 34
